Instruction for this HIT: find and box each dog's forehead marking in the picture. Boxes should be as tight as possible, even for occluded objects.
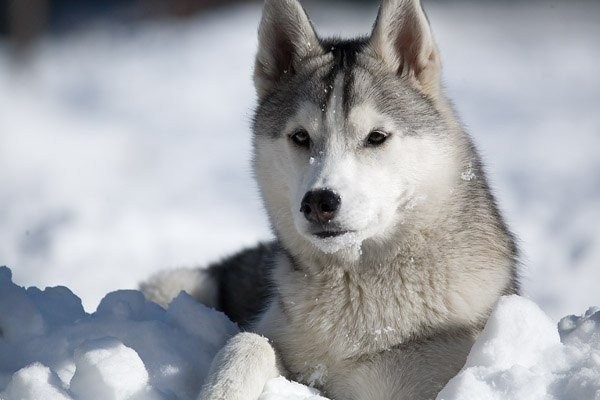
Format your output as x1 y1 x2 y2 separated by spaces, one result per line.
324 72 346 140
319 39 365 115
317 43 370 147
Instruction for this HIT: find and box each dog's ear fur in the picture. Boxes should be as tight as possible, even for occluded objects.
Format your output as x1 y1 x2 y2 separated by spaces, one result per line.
254 0 323 100
369 0 441 96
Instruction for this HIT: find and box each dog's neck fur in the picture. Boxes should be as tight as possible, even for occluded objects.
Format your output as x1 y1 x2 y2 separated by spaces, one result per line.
263 158 516 380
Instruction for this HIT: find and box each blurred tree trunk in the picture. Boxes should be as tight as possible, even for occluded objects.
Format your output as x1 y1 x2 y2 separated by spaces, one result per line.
8 0 48 53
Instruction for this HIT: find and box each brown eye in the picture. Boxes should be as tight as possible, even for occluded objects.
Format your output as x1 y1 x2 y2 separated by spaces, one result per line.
290 129 310 149
366 130 389 147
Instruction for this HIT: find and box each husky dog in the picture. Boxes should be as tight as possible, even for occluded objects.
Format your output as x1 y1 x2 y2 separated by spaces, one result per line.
141 0 520 398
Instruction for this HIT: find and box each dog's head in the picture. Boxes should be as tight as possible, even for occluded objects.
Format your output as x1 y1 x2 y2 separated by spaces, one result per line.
253 0 466 257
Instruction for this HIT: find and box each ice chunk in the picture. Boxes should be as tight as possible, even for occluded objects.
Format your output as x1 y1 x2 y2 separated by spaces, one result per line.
69 338 148 400
559 306 600 347
464 295 560 370
96 290 164 321
26 286 85 329
0 267 46 341
437 295 600 400
1 363 72 400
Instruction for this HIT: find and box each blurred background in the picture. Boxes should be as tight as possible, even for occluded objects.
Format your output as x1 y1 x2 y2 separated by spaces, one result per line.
0 0 598 320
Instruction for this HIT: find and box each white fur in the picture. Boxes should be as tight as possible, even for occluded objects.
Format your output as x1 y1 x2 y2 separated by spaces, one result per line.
198 333 282 400
140 268 217 309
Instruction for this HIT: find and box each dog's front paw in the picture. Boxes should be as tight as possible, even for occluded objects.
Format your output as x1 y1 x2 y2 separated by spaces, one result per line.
198 332 281 400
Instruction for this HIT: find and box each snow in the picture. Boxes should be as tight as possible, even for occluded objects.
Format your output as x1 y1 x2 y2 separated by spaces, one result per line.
69 338 151 400
1 363 72 400
1 269 599 400
0 267 238 400
437 296 600 400
1 0 599 399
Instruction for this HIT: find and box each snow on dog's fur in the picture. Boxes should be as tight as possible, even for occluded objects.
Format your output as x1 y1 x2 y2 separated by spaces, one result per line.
142 0 520 399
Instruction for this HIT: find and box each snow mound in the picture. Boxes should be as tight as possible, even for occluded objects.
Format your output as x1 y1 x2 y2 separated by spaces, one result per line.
437 295 600 400
1 268 598 400
0 266 238 400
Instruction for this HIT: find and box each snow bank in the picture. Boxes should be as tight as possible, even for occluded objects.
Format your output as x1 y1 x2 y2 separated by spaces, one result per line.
0 266 238 400
1 268 598 400
437 296 600 400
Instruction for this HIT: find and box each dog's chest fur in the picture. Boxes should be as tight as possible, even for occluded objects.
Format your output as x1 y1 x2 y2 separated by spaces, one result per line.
266 237 482 386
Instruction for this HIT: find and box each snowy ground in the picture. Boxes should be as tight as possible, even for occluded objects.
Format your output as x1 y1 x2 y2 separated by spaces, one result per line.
1 267 599 399
1 0 599 398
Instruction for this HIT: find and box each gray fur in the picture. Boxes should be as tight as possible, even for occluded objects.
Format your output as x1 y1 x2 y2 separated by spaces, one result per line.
142 0 520 399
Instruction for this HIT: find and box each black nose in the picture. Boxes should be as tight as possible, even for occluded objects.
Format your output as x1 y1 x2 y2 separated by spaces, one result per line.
300 189 341 224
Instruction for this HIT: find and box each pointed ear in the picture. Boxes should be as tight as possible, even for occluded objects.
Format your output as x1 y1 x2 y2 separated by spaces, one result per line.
254 0 323 100
369 0 441 96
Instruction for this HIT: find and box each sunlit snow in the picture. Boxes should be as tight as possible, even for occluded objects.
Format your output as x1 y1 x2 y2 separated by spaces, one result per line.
1 0 599 399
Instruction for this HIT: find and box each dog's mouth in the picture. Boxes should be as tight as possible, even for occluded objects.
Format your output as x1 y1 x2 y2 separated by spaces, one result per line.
314 230 351 239
306 228 363 255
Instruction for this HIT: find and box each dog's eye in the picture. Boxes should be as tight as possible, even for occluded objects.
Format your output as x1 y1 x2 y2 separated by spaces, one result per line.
289 129 311 149
366 130 389 147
